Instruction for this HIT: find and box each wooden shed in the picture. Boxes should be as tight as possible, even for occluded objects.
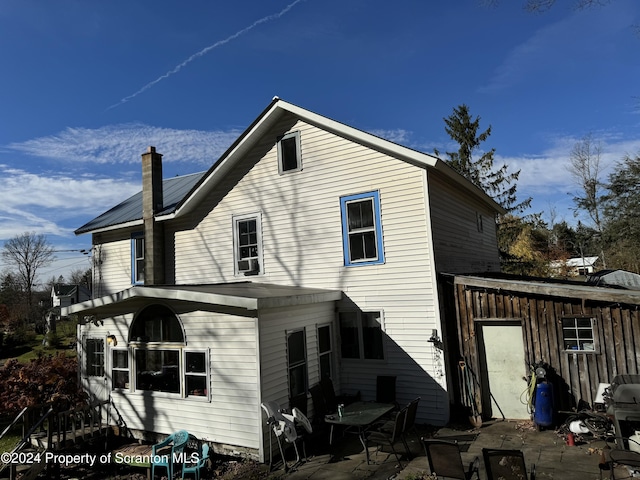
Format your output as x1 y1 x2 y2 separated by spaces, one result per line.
440 273 640 420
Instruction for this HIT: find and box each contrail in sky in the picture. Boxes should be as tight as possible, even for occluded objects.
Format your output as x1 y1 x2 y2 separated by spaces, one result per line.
107 0 306 110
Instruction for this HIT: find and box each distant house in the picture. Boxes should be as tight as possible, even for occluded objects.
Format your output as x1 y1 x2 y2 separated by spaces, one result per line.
51 283 91 309
550 256 598 277
63 98 503 461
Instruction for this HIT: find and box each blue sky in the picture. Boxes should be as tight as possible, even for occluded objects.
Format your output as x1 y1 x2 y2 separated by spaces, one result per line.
1 0 639 283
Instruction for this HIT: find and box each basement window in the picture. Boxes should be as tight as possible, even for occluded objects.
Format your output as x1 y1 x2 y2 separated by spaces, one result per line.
562 316 596 352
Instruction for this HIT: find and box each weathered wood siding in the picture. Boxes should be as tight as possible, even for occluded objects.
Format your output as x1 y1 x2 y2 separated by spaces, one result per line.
170 118 460 424
447 277 640 416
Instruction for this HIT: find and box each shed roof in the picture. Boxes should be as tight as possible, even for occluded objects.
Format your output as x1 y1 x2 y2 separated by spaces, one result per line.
450 273 640 306
62 282 342 318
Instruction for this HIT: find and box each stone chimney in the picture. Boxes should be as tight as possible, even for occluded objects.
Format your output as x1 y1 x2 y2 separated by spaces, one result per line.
141 146 165 285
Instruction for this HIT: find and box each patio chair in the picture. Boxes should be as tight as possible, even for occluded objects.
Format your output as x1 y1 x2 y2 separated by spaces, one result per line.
182 443 209 480
261 401 307 471
401 397 421 458
309 383 328 423
366 405 408 467
152 429 190 479
482 448 535 480
422 438 479 480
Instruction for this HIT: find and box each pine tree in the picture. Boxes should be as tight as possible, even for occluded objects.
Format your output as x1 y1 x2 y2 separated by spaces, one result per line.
439 104 530 214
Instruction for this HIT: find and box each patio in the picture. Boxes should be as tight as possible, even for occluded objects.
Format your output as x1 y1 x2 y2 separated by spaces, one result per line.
272 419 618 480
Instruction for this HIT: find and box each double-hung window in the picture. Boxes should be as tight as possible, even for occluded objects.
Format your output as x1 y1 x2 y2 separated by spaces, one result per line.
85 338 105 377
185 350 209 398
277 131 302 174
131 232 144 285
287 329 307 398
340 191 384 266
233 214 262 275
318 324 333 379
111 348 129 390
562 316 596 352
339 311 384 360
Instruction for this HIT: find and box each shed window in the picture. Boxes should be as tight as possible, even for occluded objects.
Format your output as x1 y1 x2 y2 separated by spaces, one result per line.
277 131 302 173
339 311 384 360
340 191 385 266
562 316 595 352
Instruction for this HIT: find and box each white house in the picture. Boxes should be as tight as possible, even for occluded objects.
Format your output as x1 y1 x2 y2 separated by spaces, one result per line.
63 98 503 461
550 256 599 277
51 283 91 309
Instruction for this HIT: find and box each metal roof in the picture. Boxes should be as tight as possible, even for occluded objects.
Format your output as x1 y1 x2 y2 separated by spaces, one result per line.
75 171 205 235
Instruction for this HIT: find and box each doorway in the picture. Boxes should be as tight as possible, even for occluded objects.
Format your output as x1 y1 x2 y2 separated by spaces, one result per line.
477 321 528 420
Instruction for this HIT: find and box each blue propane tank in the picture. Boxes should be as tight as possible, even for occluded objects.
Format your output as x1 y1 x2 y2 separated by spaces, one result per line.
534 381 554 428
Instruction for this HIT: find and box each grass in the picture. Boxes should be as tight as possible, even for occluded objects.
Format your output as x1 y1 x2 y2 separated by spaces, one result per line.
1 319 77 364
0 421 22 454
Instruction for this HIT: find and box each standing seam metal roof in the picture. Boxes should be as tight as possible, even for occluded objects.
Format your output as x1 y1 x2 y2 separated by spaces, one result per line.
75 171 205 235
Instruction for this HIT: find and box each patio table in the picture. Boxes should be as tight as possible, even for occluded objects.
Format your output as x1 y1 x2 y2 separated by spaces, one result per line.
324 401 394 464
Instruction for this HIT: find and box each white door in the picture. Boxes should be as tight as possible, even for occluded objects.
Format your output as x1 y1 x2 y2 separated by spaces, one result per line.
480 323 528 420
79 334 109 405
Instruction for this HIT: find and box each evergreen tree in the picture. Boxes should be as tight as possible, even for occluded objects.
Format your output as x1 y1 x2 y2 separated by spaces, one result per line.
438 104 534 273
439 104 530 214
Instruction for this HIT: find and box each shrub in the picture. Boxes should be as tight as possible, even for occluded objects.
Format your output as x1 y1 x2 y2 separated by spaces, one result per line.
0 353 87 415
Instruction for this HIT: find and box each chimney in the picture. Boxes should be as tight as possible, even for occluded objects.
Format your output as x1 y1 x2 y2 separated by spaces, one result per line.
141 146 165 285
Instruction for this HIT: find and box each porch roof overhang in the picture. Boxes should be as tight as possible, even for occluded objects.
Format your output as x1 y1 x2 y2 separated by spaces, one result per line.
62 282 342 318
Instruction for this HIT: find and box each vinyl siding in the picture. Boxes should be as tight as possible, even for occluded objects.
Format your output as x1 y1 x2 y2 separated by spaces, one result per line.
172 120 453 424
79 308 262 456
91 230 137 297
426 172 501 273
257 302 336 461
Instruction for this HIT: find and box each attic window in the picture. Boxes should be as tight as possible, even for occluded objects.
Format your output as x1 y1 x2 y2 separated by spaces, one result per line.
277 131 302 174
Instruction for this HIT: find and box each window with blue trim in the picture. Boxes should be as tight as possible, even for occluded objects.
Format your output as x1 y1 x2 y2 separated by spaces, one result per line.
340 191 384 266
131 233 144 285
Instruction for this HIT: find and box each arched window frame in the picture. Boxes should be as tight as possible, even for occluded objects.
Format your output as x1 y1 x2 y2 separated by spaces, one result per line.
110 304 209 401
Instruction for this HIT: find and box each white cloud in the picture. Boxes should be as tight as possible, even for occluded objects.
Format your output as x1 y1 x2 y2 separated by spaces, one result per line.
0 164 140 241
368 128 412 144
7 124 240 165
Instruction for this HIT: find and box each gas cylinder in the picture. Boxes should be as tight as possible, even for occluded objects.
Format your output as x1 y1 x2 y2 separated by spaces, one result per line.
533 381 554 428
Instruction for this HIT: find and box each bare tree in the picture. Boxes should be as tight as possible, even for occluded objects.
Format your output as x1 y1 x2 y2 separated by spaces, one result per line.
2 232 55 319
568 134 607 267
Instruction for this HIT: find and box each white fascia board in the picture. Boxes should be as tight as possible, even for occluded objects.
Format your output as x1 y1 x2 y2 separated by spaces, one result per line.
78 219 143 236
